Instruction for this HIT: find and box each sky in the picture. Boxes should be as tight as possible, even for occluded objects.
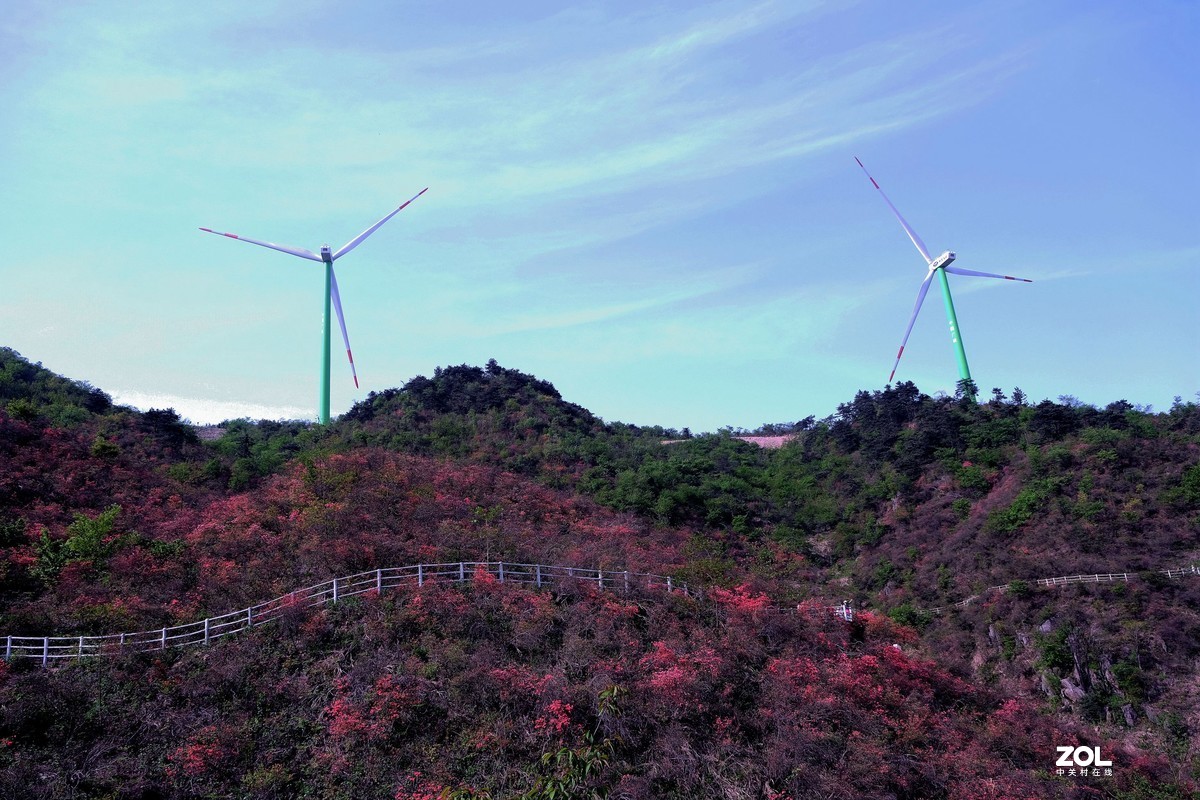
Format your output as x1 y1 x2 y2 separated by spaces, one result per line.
1 0 1197 431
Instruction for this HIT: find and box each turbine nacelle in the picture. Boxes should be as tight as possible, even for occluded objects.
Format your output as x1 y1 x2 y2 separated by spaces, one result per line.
320 245 333 264
929 250 956 270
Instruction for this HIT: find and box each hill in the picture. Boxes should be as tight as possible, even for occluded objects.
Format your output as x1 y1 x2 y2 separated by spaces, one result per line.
0 348 1198 798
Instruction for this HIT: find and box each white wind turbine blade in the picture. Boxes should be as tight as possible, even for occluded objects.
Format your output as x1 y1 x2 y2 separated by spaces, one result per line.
198 227 322 261
329 267 358 389
889 270 936 383
855 157 933 265
332 187 428 261
944 265 1032 283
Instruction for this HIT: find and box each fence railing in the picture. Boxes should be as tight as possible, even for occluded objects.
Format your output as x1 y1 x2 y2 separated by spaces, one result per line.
8 559 1191 664
926 563 1200 614
1 562 702 666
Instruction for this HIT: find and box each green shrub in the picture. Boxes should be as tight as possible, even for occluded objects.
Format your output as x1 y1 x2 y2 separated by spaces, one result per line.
1006 579 1032 598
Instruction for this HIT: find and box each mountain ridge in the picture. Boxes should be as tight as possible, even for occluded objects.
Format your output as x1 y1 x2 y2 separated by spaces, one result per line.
1 345 1198 798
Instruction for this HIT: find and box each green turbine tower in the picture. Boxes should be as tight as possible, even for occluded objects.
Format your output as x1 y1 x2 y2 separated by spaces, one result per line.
855 159 1030 398
201 188 427 423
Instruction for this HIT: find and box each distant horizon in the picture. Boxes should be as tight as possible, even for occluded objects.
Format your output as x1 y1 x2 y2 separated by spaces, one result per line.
90 355 1192 430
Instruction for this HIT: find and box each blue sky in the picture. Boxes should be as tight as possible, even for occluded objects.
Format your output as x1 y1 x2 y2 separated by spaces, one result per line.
1 0 1196 429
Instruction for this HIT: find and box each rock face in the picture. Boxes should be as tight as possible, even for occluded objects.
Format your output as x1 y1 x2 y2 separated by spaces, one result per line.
1039 619 1054 634
1122 704 1136 726
1061 678 1087 703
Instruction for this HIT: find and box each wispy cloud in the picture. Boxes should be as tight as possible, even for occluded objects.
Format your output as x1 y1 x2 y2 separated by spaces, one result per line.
455 264 757 337
13 0 1034 256
11 0 1106 427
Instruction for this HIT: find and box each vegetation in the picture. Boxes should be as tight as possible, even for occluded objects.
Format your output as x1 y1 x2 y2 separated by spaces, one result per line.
1 347 1198 798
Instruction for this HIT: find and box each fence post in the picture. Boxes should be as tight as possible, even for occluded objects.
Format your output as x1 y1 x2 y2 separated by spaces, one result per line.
419 564 425 587
376 568 383 594
667 576 673 593
247 606 253 628
458 562 465 583
161 628 166 650
204 618 210 646
78 636 84 658
332 578 339 603
4 636 10 661
536 564 542 588
43 638 48 668
597 570 603 590
498 562 505 583
623 571 629 594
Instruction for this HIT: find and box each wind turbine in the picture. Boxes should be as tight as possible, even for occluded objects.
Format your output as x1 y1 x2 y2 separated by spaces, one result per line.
855 158 1030 398
201 188 427 424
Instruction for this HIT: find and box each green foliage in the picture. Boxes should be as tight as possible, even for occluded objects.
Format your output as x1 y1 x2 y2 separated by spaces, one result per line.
986 479 1057 533
1124 411 1159 439
90 434 120 459
1006 579 1032 598
887 602 932 630
676 535 736 586
951 498 972 520
964 417 1020 451
519 738 614 800
936 564 952 592
140 408 198 448
165 460 206 485
1110 657 1147 703
1035 626 1074 673
0 347 113 418
32 505 125 584
1078 684 1114 723
0 516 25 547
148 539 185 559
955 464 990 494
871 557 898 588
32 528 67 584
5 398 39 421
1163 463 1200 509
43 403 90 428
1000 632 1017 661
1080 426 1125 448
207 418 318 489
63 504 124 560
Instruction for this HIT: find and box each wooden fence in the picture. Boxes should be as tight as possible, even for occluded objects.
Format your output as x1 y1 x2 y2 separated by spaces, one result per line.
2 561 698 666
9 559 1191 664
926 563 1200 614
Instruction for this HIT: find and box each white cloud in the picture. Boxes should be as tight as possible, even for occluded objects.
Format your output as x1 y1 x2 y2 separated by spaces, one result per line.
112 390 312 425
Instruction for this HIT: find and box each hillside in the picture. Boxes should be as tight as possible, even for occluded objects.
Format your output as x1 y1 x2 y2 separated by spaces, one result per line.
1 347 1198 798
